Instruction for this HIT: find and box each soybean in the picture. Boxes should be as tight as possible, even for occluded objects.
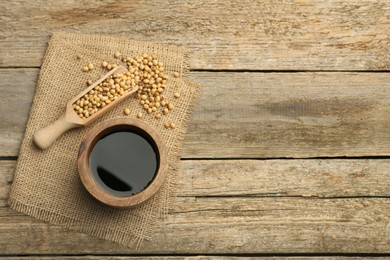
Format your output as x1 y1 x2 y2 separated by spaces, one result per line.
124 108 131 115
73 72 134 119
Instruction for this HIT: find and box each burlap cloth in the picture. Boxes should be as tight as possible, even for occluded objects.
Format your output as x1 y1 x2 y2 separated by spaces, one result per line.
8 32 201 248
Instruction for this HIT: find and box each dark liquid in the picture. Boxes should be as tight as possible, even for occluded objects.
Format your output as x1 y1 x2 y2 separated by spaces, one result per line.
89 130 158 196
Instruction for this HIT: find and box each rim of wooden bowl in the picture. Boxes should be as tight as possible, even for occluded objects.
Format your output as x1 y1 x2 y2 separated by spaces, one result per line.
77 118 167 208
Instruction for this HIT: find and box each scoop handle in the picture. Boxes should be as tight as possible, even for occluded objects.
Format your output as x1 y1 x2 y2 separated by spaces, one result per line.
33 114 80 150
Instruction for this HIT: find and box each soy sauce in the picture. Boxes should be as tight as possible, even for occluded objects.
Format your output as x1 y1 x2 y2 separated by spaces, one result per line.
89 130 158 196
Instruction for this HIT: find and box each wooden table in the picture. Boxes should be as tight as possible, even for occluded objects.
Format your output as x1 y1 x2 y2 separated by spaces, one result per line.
1 0 389 259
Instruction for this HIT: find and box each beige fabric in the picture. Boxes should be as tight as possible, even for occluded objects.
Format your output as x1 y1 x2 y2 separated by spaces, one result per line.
8 32 201 248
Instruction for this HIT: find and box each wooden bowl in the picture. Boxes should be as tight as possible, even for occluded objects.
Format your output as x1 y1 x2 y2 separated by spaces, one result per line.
77 118 167 208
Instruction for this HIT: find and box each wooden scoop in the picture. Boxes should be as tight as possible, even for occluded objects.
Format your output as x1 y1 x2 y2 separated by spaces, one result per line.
33 66 138 150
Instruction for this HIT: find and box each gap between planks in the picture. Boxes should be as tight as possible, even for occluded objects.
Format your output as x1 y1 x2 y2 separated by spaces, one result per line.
1 255 390 259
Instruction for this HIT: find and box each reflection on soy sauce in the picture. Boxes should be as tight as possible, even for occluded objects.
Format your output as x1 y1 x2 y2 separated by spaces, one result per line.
89 131 158 196
97 166 132 192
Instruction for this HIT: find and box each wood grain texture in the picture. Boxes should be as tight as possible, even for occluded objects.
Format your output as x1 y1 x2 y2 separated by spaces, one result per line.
0 69 37 155
0 0 389 70
3 159 390 202
1 257 389 260
177 160 390 198
1 69 390 158
1 0 389 257
1 160 389 254
1 196 389 254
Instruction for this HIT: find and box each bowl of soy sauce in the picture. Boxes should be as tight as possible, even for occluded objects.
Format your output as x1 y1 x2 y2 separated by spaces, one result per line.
77 118 167 208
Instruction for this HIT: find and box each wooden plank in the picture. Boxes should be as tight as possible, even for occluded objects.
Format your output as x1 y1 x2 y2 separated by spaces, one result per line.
177 159 390 198
189 71 390 158
0 69 37 156
1 257 389 260
0 197 389 254
0 161 14 205
2 159 390 202
0 1 389 70
1 160 390 254
1 69 390 158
